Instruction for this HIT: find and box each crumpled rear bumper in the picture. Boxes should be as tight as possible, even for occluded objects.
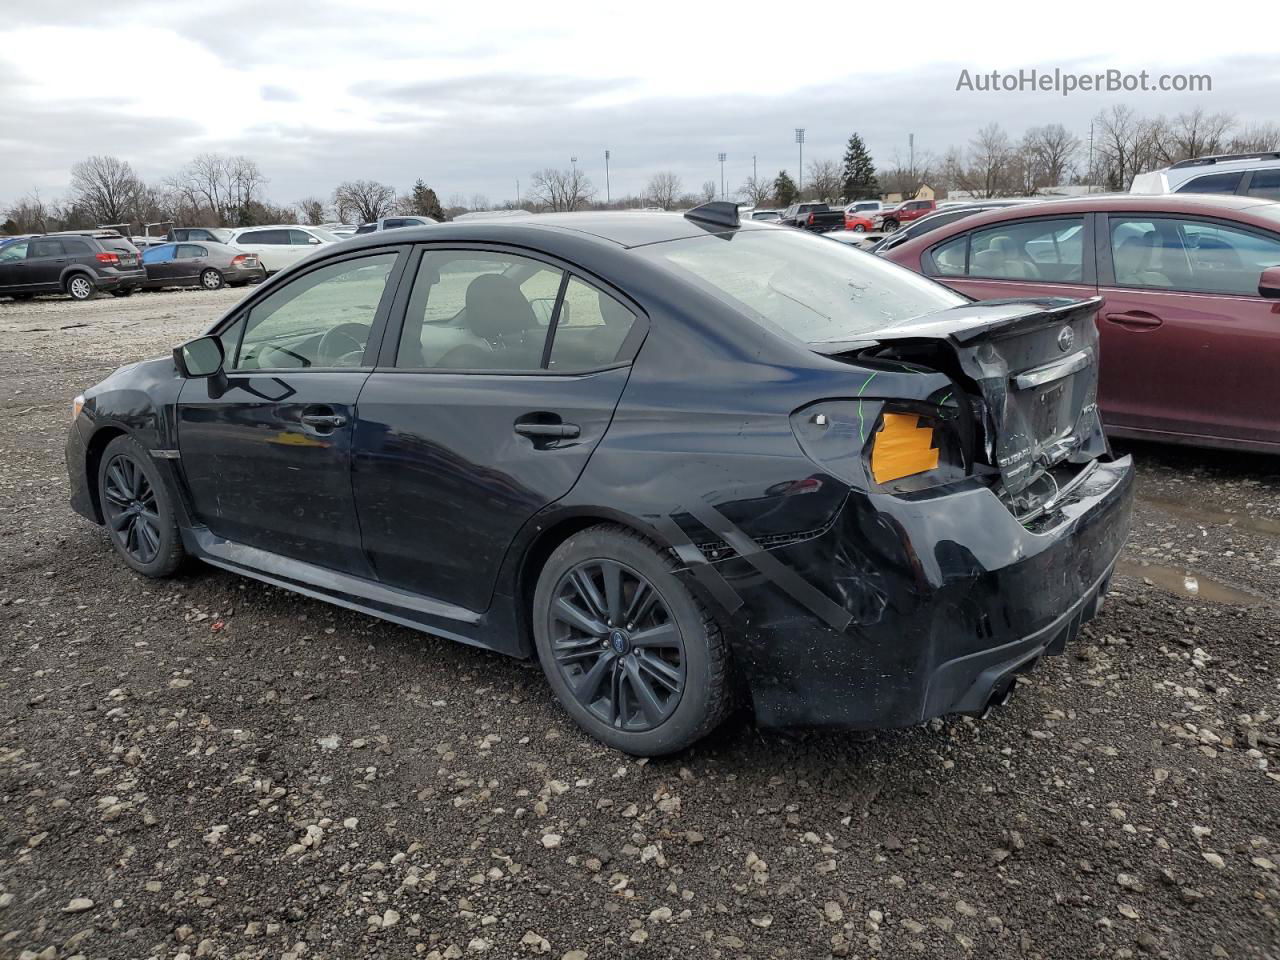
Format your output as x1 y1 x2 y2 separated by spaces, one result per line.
713 456 1134 730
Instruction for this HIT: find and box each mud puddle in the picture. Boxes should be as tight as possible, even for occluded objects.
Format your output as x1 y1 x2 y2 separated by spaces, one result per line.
1116 557 1273 607
1138 494 1280 538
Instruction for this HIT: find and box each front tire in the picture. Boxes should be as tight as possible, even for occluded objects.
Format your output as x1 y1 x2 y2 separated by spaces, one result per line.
882 219 899 233
853 224 866 233
533 524 730 756
97 435 185 578
66 274 95 300
200 269 225 291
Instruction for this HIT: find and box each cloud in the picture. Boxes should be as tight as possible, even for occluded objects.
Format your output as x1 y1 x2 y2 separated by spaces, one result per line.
260 85 299 103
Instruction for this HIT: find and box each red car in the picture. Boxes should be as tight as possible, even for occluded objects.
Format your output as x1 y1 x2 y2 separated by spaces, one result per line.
877 198 936 232
843 211 876 232
881 194 1280 453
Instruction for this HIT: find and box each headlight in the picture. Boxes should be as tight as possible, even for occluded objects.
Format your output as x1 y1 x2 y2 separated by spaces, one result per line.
72 394 85 421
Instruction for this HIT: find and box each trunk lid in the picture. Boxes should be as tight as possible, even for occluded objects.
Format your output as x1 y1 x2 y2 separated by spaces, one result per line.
811 296 1108 499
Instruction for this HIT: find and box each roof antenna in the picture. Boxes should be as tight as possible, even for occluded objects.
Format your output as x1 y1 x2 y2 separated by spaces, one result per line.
684 201 740 228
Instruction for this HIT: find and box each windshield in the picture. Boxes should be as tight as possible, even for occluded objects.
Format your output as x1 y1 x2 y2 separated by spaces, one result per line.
308 227 342 243
640 228 966 343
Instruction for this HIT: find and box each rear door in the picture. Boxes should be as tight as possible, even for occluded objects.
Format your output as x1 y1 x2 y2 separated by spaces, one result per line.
175 243 208 283
22 238 68 290
352 245 643 613
1097 213 1280 446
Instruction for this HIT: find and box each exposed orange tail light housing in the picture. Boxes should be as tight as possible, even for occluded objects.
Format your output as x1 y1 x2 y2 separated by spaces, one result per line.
871 412 940 485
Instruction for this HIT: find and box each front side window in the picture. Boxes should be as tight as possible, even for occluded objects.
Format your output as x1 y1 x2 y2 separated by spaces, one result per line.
230 252 398 370
143 244 176 263
395 250 561 370
0 242 29 262
1109 216 1280 296
640 228 965 344
1176 171 1244 195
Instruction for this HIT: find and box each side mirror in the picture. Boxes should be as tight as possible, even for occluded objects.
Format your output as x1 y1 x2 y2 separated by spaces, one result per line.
174 335 224 378
1259 266 1280 300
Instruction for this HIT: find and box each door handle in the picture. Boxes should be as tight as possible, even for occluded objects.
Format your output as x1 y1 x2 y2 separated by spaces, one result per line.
514 422 580 439
1103 311 1163 329
301 409 347 429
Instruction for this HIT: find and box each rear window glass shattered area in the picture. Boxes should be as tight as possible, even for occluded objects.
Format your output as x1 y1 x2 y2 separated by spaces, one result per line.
642 229 965 343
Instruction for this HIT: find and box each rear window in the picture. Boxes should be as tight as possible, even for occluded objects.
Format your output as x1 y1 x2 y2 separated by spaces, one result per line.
640 229 965 344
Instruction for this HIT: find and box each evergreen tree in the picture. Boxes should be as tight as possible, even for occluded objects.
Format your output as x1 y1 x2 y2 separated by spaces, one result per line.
841 133 879 200
410 179 445 220
773 170 798 207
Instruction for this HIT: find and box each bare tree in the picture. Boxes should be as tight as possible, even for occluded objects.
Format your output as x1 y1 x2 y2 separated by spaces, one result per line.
5 190 58 233
738 175 774 207
700 180 717 203
1228 122 1280 153
469 193 490 212
69 155 144 225
298 197 327 225
333 179 397 223
805 160 842 202
1093 106 1163 190
528 168 596 212
954 124 1013 198
167 153 269 225
645 172 682 211
1021 124 1081 190
878 150 935 200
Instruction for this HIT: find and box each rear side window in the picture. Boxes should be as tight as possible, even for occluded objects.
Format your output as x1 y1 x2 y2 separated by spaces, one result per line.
142 245 176 263
177 244 207 258
1247 170 1280 200
548 277 637 370
1176 171 1244 195
238 229 288 244
63 239 92 254
395 250 561 370
937 217 1085 283
29 239 66 257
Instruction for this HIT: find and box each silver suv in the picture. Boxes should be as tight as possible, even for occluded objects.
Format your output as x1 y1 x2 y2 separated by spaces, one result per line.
354 216 439 234
1130 152 1280 199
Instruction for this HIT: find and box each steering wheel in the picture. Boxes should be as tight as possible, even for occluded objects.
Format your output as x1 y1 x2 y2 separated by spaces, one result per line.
316 322 371 366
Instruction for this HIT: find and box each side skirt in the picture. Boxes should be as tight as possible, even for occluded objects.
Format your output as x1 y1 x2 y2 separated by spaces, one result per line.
183 526 514 655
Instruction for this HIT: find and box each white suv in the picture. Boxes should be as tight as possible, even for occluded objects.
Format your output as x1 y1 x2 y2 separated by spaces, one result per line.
225 225 341 274
1130 152 1280 199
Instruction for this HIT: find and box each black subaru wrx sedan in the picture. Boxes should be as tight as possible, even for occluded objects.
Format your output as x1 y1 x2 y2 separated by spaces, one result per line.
65 204 1133 756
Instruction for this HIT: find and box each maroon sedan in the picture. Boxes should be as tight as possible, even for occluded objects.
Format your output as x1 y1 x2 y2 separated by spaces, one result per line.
881 194 1280 453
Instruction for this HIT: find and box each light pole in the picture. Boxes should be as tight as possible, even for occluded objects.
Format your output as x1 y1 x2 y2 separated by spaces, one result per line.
604 149 611 205
717 152 726 199
795 128 806 193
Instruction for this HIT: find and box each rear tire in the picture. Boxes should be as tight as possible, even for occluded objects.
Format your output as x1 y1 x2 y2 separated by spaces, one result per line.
97 435 185 578
66 274 95 300
200 269 225 291
853 224 866 233
882 219 900 233
533 524 730 756
111 287 135 298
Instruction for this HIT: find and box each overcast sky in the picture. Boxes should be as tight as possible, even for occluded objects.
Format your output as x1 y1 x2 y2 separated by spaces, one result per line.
2 0 1278 209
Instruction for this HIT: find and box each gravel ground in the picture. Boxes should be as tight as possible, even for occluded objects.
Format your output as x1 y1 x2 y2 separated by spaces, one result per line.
1 288 1278 960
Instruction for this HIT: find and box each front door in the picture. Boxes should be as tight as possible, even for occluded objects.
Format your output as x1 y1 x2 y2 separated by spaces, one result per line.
174 243 209 284
0 241 29 291
142 244 183 286
1097 214 1280 446
353 247 641 613
177 247 407 575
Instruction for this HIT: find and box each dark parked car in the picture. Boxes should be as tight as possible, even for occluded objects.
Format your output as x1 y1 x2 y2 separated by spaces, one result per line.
66 204 1133 755
355 216 439 234
0 231 144 301
167 227 235 244
880 193 1280 453
777 202 845 231
141 241 265 290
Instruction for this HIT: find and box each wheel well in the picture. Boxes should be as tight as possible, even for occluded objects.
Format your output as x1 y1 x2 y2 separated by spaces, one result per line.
514 514 662 655
84 426 127 522
63 269 94 290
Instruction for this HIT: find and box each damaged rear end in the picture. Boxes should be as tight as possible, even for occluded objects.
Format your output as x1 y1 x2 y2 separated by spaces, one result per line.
815 296 1111 522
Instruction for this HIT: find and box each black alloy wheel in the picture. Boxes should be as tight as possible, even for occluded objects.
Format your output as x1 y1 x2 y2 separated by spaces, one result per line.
96 435 185 577
102 453 163 564
548 559 687 732
533 524 730 756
